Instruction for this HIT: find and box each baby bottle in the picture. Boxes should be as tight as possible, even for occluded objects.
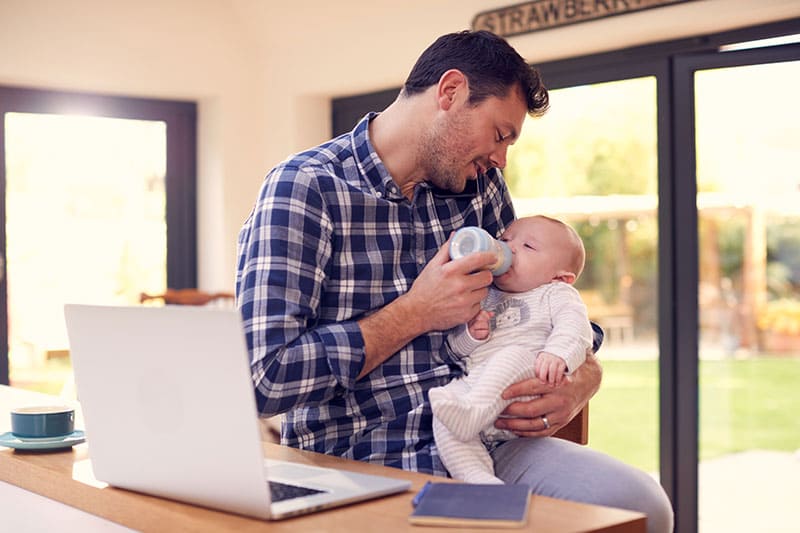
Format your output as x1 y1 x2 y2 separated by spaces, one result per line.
449 227 512 276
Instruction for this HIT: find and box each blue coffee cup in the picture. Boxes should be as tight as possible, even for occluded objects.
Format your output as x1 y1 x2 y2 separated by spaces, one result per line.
10 405 75 438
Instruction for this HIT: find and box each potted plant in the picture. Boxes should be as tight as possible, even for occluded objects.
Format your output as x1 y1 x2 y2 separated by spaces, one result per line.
756 299 800 354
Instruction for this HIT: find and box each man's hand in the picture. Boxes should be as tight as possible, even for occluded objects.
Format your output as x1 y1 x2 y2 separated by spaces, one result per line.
400 236 497 333
494 353 602 437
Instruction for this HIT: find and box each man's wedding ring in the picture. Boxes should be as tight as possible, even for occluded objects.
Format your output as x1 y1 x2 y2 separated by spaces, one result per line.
541 415 550 430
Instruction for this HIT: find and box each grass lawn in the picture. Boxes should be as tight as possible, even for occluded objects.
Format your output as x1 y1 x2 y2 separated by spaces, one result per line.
589 357 800 474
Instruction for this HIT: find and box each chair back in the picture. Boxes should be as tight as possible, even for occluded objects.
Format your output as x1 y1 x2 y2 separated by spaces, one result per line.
139 289 235 307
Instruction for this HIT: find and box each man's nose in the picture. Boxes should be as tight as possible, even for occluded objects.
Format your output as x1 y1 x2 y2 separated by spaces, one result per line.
488 145 509 169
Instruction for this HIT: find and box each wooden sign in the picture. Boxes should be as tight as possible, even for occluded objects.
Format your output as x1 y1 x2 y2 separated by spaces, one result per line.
473 0 694 38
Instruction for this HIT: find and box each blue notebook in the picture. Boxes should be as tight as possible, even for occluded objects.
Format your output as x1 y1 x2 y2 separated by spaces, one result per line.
409 482 531 528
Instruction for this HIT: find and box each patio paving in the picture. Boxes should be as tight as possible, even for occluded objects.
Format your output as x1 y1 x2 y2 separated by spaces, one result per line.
698 449 800 532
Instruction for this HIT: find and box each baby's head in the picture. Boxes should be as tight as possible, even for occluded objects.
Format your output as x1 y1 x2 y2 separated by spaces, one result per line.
493 215 585 293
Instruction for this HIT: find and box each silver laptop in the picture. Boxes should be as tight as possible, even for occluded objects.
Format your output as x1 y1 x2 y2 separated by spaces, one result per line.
64 304 411 520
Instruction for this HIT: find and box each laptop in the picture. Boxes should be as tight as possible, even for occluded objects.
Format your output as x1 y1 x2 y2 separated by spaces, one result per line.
63 304 411 520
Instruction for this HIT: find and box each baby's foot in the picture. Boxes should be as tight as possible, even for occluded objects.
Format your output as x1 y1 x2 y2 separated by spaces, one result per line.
430 391 490 440
461 471 505 485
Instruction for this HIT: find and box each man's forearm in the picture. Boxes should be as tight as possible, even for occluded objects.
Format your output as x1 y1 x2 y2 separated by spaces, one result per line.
356 293 427 380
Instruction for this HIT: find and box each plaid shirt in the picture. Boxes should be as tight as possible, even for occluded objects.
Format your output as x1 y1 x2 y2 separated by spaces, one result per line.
236 113 515 475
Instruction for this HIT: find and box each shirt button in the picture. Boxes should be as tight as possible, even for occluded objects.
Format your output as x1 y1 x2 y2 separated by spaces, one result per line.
376 191 382 198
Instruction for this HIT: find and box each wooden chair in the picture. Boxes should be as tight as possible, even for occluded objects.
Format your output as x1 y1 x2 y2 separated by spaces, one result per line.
555 405 589 445
139 288 235 307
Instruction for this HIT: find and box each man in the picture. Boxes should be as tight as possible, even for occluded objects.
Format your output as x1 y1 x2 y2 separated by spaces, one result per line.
237 30 672 532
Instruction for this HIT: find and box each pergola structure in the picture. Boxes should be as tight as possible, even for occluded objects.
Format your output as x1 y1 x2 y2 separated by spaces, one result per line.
512 192 793 350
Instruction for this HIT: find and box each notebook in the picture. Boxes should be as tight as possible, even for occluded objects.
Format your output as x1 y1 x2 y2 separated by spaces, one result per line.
409 482 531 528
63 304 411 520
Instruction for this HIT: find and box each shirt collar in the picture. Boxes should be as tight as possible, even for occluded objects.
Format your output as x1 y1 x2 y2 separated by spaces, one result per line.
350 112 405 201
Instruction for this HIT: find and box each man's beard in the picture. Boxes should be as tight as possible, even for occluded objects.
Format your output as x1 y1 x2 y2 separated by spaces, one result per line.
418 120 470 193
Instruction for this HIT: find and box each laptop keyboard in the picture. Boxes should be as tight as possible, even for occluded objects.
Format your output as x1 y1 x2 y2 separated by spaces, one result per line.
268 480 326 502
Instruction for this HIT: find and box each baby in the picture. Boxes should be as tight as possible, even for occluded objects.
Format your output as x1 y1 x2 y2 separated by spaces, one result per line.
429 215 593 484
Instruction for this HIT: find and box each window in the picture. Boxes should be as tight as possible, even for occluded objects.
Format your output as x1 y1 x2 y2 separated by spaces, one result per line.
0 87 197 391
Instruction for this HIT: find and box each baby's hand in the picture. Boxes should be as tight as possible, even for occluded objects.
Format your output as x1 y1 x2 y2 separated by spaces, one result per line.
535 352 567 385
467 310 492 340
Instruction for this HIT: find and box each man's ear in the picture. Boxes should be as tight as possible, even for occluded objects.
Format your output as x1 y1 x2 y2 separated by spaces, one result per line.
554 271 577 285
437 69 468 111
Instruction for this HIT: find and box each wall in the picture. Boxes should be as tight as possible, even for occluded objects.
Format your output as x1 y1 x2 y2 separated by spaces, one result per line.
0 0 798 290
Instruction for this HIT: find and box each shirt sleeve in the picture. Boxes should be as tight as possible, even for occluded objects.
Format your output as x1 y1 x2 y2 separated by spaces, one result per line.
446 323 488 357
236 163 365 417
541 284 593 374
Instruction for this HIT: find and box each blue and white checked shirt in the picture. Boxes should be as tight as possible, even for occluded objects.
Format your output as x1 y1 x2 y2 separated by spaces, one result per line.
236 113 516 475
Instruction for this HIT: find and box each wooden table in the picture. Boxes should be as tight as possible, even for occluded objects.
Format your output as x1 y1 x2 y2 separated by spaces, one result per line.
0 385 645 532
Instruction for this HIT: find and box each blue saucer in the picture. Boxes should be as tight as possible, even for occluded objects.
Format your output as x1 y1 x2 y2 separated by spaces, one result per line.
0 430 85 451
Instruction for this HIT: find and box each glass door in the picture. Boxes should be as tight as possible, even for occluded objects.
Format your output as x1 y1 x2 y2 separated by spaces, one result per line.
689 55 800 533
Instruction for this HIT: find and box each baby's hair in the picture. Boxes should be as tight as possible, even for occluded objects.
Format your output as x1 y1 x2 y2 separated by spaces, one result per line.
536 215 585 278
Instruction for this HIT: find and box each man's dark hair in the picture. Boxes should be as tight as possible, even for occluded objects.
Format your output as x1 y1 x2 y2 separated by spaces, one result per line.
402 30 549 117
